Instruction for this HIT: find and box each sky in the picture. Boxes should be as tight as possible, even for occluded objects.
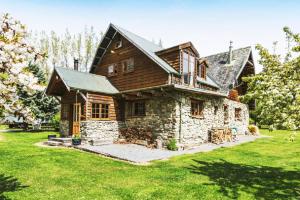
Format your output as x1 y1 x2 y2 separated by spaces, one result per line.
1 0 300 72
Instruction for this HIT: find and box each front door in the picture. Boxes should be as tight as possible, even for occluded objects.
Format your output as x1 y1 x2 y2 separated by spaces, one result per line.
72 103 81 135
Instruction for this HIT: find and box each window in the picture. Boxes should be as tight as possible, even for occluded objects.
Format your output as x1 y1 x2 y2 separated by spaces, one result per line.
91 103 109 119
108 64 117 76
214 106 218 115
115 39 122 49
198 63 206 79
122 58 134 73
182 51 195 85
61 104 69 120
126 101 146 117
224 104 229 123
235 108 242 121
191 99 204 118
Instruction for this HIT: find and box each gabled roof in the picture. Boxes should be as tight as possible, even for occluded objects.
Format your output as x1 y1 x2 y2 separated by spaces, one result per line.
204 46 252 91
46 67 119 95
90 23 179 75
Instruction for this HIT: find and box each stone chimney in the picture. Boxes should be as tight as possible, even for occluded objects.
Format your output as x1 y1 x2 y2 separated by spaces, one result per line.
227 41 233 64
74 58 79 71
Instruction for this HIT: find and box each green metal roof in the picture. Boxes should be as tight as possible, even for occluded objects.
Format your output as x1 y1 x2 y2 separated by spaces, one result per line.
55 67 119 94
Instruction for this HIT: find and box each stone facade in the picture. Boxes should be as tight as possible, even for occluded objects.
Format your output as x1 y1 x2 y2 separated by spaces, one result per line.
59 92 249 149
80 120 126 142
124 92 249 147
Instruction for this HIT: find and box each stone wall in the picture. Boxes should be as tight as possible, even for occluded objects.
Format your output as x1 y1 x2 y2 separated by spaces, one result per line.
125 96 177 144
175 93 249 146
80 120 125 142
59 120 69 137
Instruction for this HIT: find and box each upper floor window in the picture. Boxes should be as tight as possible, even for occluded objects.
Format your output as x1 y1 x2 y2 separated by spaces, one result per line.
182 51 195 85
115 39 122 49
198 63 206 79
108 64 117 76
91 103 109 119
191 99 204 118
235 108 242 121
122 58 134 73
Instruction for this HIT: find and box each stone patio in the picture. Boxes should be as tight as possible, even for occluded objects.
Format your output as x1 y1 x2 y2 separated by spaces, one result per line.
75 135 266 164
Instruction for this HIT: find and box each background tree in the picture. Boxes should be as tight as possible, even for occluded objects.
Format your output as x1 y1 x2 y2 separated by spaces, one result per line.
18 63 59 122
243 27 300 130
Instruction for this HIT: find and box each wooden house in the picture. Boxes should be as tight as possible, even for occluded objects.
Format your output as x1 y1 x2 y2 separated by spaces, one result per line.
46 24 254 148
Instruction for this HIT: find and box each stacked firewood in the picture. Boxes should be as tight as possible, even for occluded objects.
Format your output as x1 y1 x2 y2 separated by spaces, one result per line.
118 127 155 147
211 128 232 144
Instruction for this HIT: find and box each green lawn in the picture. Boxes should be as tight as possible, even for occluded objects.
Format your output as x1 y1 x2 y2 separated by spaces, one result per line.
0 129 299 200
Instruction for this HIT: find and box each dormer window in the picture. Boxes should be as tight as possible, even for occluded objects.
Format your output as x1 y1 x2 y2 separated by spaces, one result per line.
198 63 206 80
182 51 195 85
115 39 122 49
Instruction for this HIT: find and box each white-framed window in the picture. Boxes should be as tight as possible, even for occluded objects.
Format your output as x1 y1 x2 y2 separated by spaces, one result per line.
182 51 195 85
115 39 122 49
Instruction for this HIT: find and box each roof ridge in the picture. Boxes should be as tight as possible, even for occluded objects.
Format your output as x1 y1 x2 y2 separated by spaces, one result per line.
203 46 251 58
55 66 108 79
111 24 162 50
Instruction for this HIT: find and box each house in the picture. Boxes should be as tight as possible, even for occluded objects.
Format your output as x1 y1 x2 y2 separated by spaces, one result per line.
46 23 254 148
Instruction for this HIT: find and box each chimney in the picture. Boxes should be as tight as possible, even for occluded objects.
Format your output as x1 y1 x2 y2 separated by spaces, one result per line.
227 41 233 64
74 58 79 71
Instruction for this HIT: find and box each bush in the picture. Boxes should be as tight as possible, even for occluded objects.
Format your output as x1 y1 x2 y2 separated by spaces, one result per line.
167 139 178 151
249 118 255 125
248 125 260 135
51 112 60 131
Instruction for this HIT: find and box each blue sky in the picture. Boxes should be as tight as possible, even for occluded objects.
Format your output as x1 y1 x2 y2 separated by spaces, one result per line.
1 0 300 72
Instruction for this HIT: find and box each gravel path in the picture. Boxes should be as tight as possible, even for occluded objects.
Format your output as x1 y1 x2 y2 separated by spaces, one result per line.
76 135 266 164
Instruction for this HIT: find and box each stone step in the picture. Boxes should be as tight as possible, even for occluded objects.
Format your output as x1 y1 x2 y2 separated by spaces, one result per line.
89 139 114 146
46 141 63 146
49 137 72 144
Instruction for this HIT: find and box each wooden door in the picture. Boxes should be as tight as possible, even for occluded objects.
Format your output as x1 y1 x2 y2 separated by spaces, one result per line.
72 103 81 135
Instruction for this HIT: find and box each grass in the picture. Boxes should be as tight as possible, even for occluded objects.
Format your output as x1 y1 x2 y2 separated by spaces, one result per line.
0 129 299 200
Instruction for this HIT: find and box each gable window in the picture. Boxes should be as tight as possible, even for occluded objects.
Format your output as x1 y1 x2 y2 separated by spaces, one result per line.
191 99 204 118
182 51 195 85
91 103 109 119
61 104 69 120
108 64 117 76
126 101 146 117
122 58 134 73
224 104 229 123
235 108 242 121
198 63 206 79
115 39 122 49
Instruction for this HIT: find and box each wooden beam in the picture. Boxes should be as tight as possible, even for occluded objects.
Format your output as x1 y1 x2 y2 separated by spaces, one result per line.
247 60 254 66
79 92 87 102
54 96 61 103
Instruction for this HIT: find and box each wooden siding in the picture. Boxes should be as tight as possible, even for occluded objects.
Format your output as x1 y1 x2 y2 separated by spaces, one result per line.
86 92 119 121
158 50 180 72
94 33 169 91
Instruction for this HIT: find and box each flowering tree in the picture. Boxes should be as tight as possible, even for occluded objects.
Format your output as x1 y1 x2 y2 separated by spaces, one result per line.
243 27 300 130
0 13 44 123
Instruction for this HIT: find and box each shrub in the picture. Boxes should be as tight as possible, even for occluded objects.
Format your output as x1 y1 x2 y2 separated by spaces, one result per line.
249 118 255 125
248 125 260 135
167 139 178 151
51 112 60 131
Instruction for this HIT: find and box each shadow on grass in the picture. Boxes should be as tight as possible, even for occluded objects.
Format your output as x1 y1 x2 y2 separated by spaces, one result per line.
188 159 300 199
0 174 28 200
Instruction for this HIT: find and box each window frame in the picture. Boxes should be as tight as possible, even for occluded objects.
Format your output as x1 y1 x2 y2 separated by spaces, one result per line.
91 103 110 120
191 99 204 118
224 104 229 123
126 100 146 117
182 51 196 85
235 108 242 121
198 63 206 80
107 64 118 76
122 58 134 73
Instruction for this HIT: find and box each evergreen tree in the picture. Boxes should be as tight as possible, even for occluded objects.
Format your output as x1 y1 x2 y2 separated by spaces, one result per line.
18 64 59 122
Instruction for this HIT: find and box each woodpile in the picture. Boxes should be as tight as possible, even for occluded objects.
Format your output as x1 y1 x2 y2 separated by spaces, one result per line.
118 127 155 148
211 128 233 144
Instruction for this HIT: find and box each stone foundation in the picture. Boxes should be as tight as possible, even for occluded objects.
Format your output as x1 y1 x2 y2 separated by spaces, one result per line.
80 120 126 142
59 120 69 137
